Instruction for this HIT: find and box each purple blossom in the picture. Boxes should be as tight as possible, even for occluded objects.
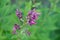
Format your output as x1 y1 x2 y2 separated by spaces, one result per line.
28 19 36 26
12 24 20 34
12 8 40 35
14 24 20 30
27 10 39 20
31 12 39 20
27 9 39 26
16 9 22 19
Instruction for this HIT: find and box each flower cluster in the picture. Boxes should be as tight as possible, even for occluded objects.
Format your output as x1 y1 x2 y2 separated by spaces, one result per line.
16 9 22 19
13 24 20 34
27 7 40 25
12 7 40 34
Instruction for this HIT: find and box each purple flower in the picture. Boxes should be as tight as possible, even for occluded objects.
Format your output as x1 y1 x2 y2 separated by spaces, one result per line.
27 10 39 26
27 10 39 20
16 9 22 19
28 19 36 26
31 12 39 20
12 24 20 34
14 24 20 30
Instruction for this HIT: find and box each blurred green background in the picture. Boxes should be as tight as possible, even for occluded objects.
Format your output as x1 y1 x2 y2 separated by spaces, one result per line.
0 0 60 40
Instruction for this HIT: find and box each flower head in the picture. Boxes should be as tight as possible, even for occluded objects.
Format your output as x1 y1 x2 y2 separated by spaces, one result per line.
12 24 20 34
31 12 39 20
16 9 22 19
14 24 20 30
28 19 36 26
27 7 40 26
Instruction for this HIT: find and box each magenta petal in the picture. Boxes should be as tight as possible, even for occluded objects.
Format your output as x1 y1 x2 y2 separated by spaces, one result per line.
28 19 36 26
31 20 35 24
